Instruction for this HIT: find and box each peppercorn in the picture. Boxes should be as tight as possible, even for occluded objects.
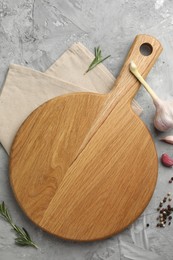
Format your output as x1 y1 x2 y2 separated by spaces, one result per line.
169 180 172 183
156 194 173 227
146 223 149 227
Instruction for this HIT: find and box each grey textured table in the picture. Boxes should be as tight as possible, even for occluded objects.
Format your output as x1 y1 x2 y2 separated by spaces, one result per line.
1 0 173 259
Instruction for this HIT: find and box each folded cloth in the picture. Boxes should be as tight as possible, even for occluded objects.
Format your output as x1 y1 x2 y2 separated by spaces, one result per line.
0 42 142 154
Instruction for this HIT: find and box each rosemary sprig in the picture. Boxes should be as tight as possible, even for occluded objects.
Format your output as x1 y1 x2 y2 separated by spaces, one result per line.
0 201 38 248
85 46 111 74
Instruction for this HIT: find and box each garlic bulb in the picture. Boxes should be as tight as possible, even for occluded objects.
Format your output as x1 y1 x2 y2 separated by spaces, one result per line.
130 61 173 132
154 100 173 131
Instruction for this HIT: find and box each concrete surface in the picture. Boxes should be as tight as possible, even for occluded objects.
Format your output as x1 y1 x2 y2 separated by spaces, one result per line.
1 0 173 259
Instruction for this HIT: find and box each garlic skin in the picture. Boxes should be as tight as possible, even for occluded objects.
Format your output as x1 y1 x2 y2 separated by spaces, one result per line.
160 135 173 144
130 61 173 132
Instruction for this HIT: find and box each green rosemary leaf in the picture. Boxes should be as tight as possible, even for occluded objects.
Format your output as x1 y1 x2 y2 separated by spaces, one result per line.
99 55 111 63
5 208 12 223
15 237 38 248
0 201 38 249
1 201 5 213
22 227 31 240
15 238 28 246
0 201 12 224
14 225 25 236
0 203 3 215
94 47 97 57
15 237 33 247
85 46 111 74
97 47 101 57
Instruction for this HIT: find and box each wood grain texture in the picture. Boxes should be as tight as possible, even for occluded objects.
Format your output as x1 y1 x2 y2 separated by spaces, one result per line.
10 35 163 241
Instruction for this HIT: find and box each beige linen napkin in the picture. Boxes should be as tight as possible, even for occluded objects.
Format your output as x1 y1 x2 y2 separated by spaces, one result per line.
0 42 142 154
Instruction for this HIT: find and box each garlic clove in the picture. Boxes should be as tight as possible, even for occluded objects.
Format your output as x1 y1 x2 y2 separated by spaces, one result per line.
161 153 173 167
130 61 173 132
160 135 173 144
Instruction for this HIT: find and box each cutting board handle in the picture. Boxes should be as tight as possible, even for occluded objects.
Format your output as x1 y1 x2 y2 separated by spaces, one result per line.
72 35 162 158
108 34 163 104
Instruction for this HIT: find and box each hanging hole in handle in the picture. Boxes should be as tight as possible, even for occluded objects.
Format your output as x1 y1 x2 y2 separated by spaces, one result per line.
140 43 153 56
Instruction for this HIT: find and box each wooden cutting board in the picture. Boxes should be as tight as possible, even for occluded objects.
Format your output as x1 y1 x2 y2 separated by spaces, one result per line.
10 35 162 241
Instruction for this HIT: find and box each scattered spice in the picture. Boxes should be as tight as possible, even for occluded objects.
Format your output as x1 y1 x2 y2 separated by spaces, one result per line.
163 197 167 203
146 223 149 227
156 193 173 228
0 201 38 248
85 46 111 74
168 177 173 183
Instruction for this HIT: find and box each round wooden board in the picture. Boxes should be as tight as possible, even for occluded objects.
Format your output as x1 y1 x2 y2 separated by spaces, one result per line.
10 35 162 241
